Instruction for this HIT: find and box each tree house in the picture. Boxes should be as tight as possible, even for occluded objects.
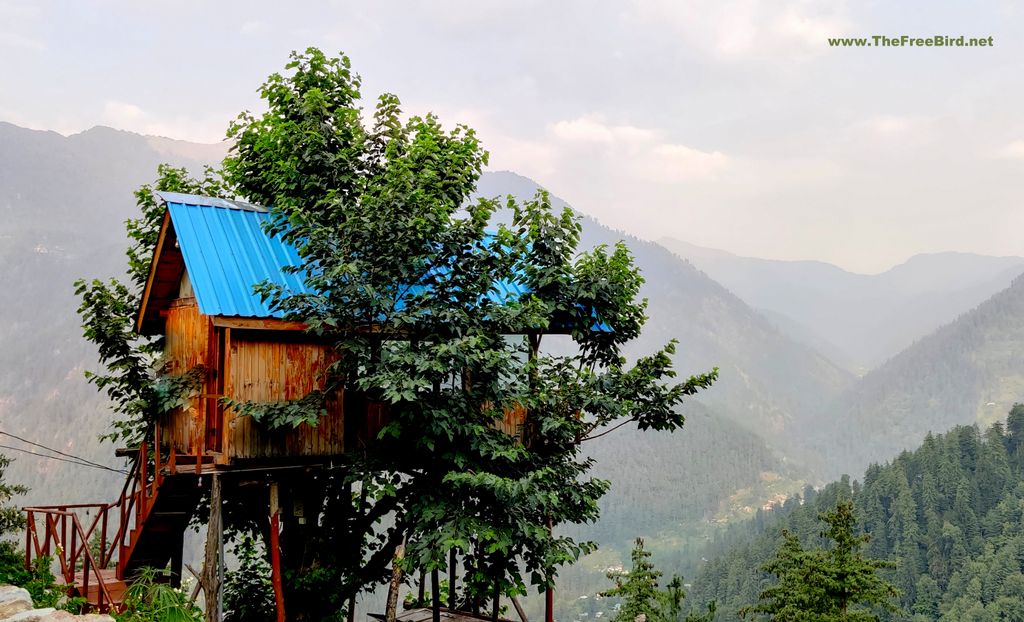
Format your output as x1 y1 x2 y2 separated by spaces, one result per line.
24 192 557 614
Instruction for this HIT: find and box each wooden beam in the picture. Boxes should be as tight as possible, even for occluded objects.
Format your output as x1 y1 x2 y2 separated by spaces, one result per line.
135 210 172 334
211 316 310 332
431 567 441 622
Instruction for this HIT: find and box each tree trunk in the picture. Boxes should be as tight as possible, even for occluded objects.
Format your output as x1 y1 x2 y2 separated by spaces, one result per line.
385 537 407 622
202 473 223 622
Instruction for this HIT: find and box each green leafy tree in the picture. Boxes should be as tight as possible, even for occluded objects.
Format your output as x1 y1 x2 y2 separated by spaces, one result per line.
603 538 714 622
223 536 276 622
218 46 716 620
744 501 899 621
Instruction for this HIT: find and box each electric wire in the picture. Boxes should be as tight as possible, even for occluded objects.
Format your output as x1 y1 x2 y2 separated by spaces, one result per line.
0 430 128 474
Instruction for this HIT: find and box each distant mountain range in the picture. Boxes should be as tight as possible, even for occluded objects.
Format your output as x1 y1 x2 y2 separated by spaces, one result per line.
659 237 1024 373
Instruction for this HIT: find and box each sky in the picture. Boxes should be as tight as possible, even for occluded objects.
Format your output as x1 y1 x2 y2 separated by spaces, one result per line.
2 0 1024 273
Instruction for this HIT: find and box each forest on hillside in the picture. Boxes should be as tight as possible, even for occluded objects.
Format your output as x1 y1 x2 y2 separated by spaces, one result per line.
686 405 1024 621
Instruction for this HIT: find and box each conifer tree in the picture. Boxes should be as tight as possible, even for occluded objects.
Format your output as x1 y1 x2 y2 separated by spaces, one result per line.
744 501 899 621
603 538 715 622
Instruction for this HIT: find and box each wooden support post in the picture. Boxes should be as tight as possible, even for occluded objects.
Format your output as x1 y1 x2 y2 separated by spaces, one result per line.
491 582 500 622
269 482 286 622
448 549 457 610
385 537 407 622
545 515 554 622
418 570 427 606
170 531 184 588
431 567 441 622
202 473 223 622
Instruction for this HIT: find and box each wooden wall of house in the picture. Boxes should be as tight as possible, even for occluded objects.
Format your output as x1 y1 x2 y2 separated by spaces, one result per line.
224 332 345 460
161 298 210 456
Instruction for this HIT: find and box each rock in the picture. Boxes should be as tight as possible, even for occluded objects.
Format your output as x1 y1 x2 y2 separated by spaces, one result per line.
0 585 115 622
0 586 32 619
4 608 56 621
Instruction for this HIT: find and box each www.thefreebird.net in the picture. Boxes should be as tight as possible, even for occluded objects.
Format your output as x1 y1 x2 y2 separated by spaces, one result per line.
828 35 994 48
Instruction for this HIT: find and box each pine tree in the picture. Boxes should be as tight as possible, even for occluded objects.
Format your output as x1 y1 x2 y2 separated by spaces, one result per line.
744 501 899 621
603 539 715 622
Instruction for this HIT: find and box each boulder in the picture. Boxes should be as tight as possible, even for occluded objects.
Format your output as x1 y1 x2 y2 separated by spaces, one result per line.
0 587 33 619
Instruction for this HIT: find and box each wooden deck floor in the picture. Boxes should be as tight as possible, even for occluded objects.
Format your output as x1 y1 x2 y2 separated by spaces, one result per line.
73 568 127 610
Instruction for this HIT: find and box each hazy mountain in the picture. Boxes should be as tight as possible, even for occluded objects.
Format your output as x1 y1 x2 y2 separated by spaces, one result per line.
816 273 1024 477
479 172 855 452
0 122 219 505
659 237 1024 372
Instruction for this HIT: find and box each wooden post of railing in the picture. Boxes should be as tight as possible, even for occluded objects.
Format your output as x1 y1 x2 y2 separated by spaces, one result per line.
140 441 148 514
155 421 162 483
100 507 108 568
24 511 32 570
69 524 78 579
82 543 91 612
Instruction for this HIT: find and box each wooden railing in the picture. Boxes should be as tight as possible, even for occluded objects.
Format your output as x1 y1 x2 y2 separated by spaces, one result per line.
23 506 117 612
22 433 172 611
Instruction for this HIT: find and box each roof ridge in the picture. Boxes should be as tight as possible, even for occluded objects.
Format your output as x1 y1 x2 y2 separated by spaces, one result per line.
156 191 268 213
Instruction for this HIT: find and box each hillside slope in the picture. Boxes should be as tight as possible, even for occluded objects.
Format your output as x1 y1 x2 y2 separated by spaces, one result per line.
818 274 1024 477
687 409 1024 621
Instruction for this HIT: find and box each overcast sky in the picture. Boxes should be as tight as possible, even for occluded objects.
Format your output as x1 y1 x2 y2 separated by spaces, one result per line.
3 0 1024 273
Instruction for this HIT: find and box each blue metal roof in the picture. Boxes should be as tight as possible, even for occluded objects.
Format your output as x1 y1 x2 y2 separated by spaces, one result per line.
161 193 311 318
158 193 531 320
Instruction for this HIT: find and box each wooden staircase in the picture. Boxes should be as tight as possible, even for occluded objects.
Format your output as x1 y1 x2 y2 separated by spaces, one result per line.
23 439 202 613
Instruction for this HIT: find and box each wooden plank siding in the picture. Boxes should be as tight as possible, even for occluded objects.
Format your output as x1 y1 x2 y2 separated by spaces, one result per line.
161 298 209 456
159 298 527 466
224 333 345 460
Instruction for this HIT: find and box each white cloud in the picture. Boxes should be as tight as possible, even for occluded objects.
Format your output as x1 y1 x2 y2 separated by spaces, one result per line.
547 114 728 182
100 99 228 143
0 31 44 50
550 115 656 145
103 100 145 123
857 115 936 137
240 20 267 36
645 143 729 182
628 0 851 62
997 140 1024 160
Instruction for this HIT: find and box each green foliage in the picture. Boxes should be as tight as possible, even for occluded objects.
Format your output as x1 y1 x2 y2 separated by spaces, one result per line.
218 46 716 618
0 543 78 610
115 567 203 622
602 538 714 622
0 453 27 535
224 536 277 622
0 453 85 612
743 501 898 621
222 390 327 430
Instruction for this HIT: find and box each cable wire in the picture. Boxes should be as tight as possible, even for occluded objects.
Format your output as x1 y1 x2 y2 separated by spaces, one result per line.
0 429 119 472
0 432 128 475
